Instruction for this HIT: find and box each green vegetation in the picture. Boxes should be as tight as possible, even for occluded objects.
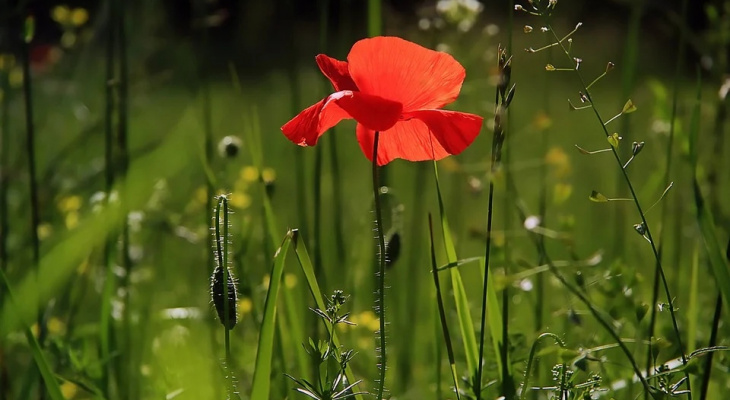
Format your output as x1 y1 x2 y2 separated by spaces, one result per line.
1 1 729 399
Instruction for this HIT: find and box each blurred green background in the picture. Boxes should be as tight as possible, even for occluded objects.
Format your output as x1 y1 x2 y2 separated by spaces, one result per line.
1 0 729 399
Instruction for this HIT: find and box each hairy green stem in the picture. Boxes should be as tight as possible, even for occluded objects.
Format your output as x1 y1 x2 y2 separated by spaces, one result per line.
372 131 387 400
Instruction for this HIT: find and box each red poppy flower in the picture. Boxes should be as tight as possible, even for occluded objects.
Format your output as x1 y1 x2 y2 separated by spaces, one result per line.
281 36 483 166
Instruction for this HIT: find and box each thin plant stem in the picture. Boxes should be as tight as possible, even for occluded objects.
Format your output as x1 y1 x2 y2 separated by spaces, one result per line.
476 130 496 400
20 14 44 399
645 0 687 382
372 131 387 400
545 21 691 398
367 0 381 37
0 56 10 276
100 0 117 396
698 293 722 400
428 214 460 399
532 36 551 400
0 43 11 400
115 0 132 397
328 134 346 264
194 2 222 396
612 1 642 258
501 3 515 399
478 45 513 400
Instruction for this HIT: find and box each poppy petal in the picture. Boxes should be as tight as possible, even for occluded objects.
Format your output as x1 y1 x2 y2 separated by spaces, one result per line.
347 36 466 112
356 120 449 166
281 91 402 147
356 110 483 166
406 109 483 155
316 54 358 91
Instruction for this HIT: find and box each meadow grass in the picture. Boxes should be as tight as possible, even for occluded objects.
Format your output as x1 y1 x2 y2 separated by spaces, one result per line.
1 1 729 399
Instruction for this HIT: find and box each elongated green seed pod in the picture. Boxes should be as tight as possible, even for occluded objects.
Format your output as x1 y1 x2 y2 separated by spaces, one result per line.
211 265 237 329
211 195 237 330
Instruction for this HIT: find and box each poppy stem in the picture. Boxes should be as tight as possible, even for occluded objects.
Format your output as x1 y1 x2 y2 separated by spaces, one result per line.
372 131 387 400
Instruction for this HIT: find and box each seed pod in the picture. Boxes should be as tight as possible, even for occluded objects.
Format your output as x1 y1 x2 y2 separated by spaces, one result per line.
385 232 401 268
211 265 238 330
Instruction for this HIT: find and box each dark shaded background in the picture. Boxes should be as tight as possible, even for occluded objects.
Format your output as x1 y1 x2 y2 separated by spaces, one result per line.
0 0 718 75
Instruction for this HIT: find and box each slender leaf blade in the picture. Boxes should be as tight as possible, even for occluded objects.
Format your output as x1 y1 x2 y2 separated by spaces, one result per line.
251 231 294 399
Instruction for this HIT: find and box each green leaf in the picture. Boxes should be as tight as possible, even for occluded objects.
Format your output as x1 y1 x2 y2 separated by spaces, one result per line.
589 190 609 202
433 162 479 377
250 232 294 400
622 99 637 114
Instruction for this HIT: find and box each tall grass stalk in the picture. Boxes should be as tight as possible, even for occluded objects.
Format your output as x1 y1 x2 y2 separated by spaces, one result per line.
371 131 388 400
538 15 690 397
367 0 382 38
428 214 461 399
432 161 480 395
645 0 688 384
311 0 330 294
688 66 729 400
113 0 133 397
700 2 730 396
535 5 552 337
477 46 514 400
0 48 10 400
699 293 723 400
612 1 641 257
19 13 44 399
501 4 516 399
99 0 118 396
0 55 9 277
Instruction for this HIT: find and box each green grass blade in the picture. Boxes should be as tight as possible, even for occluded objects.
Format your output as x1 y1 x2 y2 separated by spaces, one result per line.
688 70 730 315
242 107 308 380
429 214 461 399
0 267 65 400
485 265 507 383
291 230 364 400
687 243 700 354
251 231 294 400
433 162 479 378
693 185 730 313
